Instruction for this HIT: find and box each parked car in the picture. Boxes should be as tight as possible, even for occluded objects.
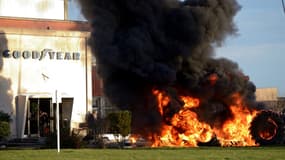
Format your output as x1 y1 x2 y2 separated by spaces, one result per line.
123 139 134 148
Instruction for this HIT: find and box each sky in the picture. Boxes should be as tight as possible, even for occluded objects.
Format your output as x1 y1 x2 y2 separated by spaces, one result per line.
215 0 285 97
70 0 285 97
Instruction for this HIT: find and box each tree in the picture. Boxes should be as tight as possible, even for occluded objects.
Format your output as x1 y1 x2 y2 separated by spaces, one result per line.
107 110 132 137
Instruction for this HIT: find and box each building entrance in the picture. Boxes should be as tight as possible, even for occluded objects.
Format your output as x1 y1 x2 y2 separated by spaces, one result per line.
23 97 73 137
24 98 54 137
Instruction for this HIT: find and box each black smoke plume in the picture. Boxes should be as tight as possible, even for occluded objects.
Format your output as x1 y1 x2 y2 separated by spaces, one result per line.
78 0 261 136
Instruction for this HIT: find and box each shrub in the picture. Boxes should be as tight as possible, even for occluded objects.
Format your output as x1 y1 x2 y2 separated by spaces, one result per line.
107 110 131 137
45 127 84 149
0 111 11 139
0 111 11 122
0 121 10 139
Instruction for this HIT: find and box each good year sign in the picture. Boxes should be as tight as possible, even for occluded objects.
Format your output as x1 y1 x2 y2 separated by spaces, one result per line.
1 49 81 61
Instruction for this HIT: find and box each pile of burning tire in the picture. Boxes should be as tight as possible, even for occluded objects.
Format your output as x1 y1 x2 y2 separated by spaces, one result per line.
250 110 285 145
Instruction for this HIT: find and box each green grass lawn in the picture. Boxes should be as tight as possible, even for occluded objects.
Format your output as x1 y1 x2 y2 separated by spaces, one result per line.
0 147 285 160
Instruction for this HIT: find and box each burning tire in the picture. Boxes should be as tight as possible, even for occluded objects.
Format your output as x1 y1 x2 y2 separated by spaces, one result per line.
198 136 220 146
250 110 285 145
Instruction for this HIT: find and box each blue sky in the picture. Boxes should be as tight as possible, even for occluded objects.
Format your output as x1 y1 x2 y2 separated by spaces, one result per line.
216 0 285 97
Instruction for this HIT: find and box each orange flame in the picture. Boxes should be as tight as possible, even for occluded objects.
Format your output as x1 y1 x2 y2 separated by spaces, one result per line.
208 73 218 86
153 89 170 115
150 90 259 147
152 90 213 147
213 93 259 146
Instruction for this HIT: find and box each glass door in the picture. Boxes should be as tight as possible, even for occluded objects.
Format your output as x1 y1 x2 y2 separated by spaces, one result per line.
24 98 53 137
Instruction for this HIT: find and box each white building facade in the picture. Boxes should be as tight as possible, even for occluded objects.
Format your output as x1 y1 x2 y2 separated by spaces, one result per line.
0 0 92 139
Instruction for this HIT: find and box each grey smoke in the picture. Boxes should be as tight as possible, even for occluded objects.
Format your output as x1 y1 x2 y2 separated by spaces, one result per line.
0 31 13 114
78 0 261 137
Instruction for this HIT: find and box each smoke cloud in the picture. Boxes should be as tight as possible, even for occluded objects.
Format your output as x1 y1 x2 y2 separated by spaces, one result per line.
78 0 261 135
0 31 13 114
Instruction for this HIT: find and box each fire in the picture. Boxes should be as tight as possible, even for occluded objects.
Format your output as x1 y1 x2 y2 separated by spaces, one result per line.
150 90 259 147
130 136 137 143
208 73 218 86
153 90 170 115
214 93 259 146
152 90 213 147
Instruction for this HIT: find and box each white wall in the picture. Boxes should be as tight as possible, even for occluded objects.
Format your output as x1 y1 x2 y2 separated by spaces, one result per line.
0 28 92 137
0 0 64 20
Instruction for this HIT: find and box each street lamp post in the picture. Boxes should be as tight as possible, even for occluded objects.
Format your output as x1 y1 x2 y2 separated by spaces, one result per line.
53 90 61 153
